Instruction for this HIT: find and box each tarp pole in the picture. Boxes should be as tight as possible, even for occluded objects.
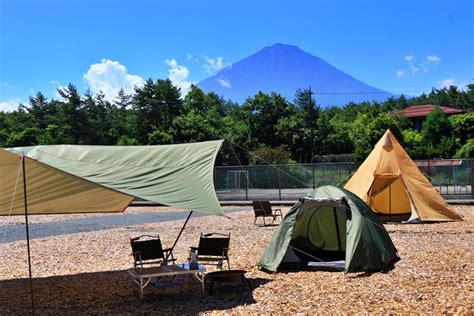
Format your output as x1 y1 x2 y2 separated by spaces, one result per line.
166 211 193 260
22 155 35 315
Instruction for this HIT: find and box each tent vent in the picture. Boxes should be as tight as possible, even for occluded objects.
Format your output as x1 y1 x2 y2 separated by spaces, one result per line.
382 135 393 151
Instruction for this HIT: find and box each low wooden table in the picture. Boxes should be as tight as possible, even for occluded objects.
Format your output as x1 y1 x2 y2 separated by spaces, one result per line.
127 263 206 300
205 270 252 295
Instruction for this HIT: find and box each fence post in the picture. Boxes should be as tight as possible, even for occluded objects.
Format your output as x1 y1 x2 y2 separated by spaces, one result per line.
245 166 249 201
213 167 217 192
278 169 282 201
322 166 325 186
471 158 474 199
427 159 431 179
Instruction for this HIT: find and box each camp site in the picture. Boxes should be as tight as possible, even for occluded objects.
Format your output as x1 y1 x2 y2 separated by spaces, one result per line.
1 1 473 314
0 130 472 314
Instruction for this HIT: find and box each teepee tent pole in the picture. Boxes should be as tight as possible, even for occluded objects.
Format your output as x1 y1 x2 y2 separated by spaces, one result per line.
22 155 35 315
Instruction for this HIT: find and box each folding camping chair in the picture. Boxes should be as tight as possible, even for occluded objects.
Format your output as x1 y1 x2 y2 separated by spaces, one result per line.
130 235 176 268
189 233 230 270
252 200 283 226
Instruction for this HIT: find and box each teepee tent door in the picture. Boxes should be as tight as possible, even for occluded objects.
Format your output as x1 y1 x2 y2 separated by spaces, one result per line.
369 175 413 222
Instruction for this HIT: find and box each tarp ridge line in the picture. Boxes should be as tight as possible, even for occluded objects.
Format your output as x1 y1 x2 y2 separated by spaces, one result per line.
24 147 214 170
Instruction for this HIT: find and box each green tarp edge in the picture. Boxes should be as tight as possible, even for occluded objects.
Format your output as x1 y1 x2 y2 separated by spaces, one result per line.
6 140 224 216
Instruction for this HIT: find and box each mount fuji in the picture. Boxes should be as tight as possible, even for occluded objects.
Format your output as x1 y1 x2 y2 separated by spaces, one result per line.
197 43 395 106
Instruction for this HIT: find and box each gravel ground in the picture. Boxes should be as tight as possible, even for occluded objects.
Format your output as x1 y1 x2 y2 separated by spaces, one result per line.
0 205 472 314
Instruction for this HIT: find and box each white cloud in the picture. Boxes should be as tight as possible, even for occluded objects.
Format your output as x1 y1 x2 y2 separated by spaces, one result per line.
54 85 69 100
440 78 455 88
398 53 441 78
439 78 467 91
83 59 145 101
420 63 429 72
396 70 404 79
410 64 419 75
186 53 200 64
0 98 22 112
203 56 229 75
165 58 193 95
218 78 231 88
3 82 14 89
426 54 441 64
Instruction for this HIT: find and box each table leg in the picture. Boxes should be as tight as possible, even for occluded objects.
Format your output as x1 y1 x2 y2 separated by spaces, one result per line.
139 277 144 301
201 273 205 293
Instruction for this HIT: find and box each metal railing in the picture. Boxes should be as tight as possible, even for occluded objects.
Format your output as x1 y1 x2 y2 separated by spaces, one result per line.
215 159 473 201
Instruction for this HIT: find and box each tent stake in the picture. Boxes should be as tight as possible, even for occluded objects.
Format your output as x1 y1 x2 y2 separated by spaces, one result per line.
22 155 35 315
166 211 193 260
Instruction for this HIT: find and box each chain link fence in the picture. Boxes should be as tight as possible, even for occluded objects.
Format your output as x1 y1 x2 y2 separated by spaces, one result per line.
215 159 473 201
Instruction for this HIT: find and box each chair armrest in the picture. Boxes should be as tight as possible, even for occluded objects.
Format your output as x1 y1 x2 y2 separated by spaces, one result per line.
162 247 173 252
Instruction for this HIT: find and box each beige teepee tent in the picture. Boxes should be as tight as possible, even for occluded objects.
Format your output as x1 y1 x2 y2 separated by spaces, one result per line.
344 129 461 222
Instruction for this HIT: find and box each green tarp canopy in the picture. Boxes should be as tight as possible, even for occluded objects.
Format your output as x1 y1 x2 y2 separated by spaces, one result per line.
0 140 224 216
258 185 399 273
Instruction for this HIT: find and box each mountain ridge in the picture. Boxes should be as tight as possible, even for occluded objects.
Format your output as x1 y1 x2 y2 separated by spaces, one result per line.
197 43 395 106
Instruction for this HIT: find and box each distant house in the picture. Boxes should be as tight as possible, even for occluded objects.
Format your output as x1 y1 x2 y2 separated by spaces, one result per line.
396 104 466 130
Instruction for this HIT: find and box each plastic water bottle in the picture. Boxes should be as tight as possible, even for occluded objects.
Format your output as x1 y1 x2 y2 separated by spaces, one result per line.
189 250 198 270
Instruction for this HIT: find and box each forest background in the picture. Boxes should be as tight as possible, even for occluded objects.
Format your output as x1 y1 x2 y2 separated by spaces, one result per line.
1 81 472 166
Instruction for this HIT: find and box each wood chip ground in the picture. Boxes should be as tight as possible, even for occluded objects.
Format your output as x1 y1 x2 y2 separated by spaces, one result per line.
0 205 472 314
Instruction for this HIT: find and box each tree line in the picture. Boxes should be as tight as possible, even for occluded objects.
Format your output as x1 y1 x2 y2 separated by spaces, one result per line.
0 79 473 165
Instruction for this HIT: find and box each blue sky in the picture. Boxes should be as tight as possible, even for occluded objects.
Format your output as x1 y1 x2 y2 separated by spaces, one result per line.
0 0 473 111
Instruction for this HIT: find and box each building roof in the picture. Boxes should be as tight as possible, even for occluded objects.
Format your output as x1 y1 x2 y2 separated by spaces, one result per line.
399 104 465 118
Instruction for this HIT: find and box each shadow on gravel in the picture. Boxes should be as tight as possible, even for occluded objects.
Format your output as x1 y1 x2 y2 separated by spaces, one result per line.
0 270 269 314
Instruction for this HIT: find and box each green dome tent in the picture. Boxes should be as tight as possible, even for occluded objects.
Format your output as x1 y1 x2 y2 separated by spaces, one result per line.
258 186 399 273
